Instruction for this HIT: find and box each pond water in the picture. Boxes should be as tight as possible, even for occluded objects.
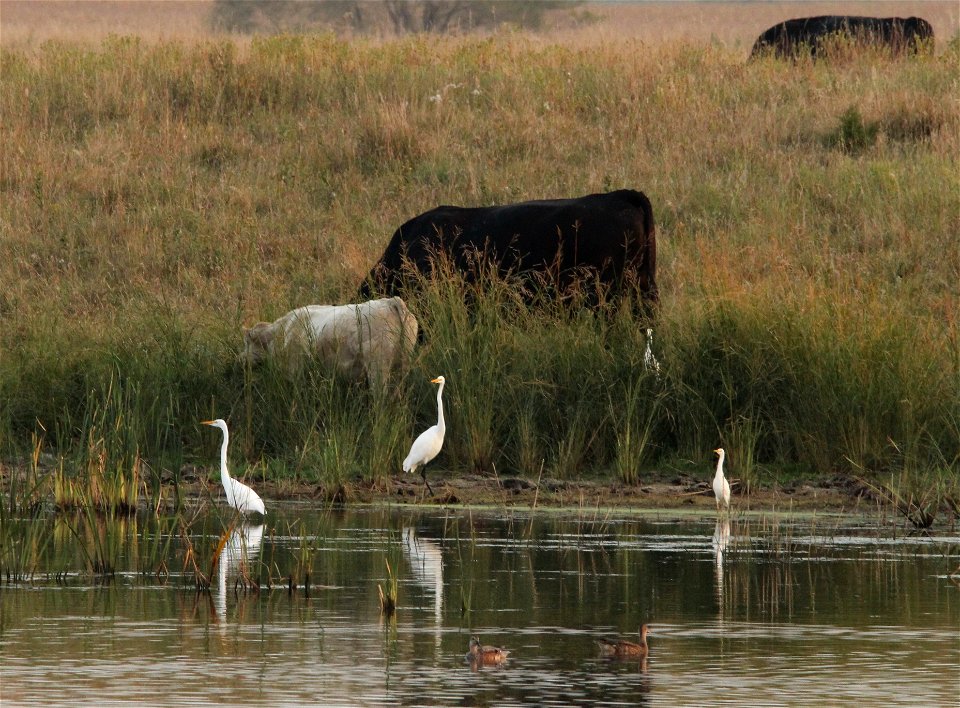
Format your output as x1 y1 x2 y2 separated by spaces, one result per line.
1 505 958 706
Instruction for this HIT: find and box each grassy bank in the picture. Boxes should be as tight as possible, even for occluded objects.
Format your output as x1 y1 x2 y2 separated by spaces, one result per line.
1 35 958 504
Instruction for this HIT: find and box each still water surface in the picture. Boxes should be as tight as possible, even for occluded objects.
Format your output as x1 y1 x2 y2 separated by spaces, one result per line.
2 505 957 706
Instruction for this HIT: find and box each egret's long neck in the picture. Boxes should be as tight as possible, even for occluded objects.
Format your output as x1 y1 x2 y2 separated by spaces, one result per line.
435 382 446 435
219 426 232 486
715 451 725 477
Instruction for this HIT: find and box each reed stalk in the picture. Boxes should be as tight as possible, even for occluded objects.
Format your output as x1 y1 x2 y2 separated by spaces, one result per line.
378 557 398 616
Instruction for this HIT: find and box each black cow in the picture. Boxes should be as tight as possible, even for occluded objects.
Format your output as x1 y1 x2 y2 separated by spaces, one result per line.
358 189 658 311
751 15 934 59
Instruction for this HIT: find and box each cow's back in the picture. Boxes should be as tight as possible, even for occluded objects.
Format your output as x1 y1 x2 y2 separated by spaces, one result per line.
268 305 332 369
359 189 656 310
357 207 483 297
309 298 416 376
751 15 934 58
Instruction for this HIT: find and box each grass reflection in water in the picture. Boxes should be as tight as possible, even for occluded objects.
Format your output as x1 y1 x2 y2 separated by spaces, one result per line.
0 506 957 706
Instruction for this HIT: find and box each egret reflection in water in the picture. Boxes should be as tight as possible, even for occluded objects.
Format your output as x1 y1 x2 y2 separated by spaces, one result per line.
2 510 958 706
713 517 731 619
402 527 444 653
713 518 731 562
215 523 265 623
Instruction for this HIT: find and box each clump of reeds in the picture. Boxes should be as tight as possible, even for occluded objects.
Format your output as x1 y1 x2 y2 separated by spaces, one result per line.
63 510 132 577
286 519 318 595
858 466 960 530
136 513 180 582
608 357 663 485
453 516 478 614
52 447 142 516
0 505 54 583
48 376 148 515
180 531 209 590
7 439 46 515
180 517 237 592
378 558 398 616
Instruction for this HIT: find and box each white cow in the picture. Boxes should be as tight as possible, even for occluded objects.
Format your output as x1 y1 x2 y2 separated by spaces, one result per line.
241 297 418 387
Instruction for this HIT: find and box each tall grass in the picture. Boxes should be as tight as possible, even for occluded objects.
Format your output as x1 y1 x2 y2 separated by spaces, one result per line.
0 35 957 497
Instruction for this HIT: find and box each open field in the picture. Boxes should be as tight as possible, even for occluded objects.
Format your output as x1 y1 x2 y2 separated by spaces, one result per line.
2 1 957 50
0 20 958 513
569 2 958 48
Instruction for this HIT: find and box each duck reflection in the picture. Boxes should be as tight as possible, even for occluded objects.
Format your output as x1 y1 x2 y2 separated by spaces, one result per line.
215 523 264 623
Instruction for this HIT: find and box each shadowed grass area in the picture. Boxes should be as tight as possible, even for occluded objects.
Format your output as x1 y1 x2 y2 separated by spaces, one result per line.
0 35 957 505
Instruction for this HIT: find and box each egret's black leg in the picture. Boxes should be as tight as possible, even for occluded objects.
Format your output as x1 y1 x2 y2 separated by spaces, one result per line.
421 466 434 495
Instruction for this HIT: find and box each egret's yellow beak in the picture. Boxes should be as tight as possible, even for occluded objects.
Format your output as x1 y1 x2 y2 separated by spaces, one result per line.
201 420 214 426
431 377 442 383
713 448 722 454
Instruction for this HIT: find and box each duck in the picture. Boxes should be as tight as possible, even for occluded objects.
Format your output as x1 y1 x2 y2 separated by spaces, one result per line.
597 624 651 657
466 636 510 665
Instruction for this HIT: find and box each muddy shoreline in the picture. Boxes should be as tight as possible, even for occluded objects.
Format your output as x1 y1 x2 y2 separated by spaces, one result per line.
176 470 874 516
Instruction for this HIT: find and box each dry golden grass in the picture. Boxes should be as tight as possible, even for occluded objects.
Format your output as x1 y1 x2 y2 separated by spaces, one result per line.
1 33 956 326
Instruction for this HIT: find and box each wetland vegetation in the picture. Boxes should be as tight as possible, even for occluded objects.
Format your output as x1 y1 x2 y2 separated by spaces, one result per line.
0 32 958 522
1 12 957 704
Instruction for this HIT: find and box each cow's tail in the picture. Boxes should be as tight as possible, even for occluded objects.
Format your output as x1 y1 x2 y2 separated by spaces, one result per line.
613 189 655 236
613 190 656 256
638 191 655 243
615 189 657 315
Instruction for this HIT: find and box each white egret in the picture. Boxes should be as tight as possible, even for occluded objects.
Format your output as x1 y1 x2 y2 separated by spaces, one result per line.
597 624 651 657
643 328 661 378
713 447 731 512
201 419 266 516
402 376 446 494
